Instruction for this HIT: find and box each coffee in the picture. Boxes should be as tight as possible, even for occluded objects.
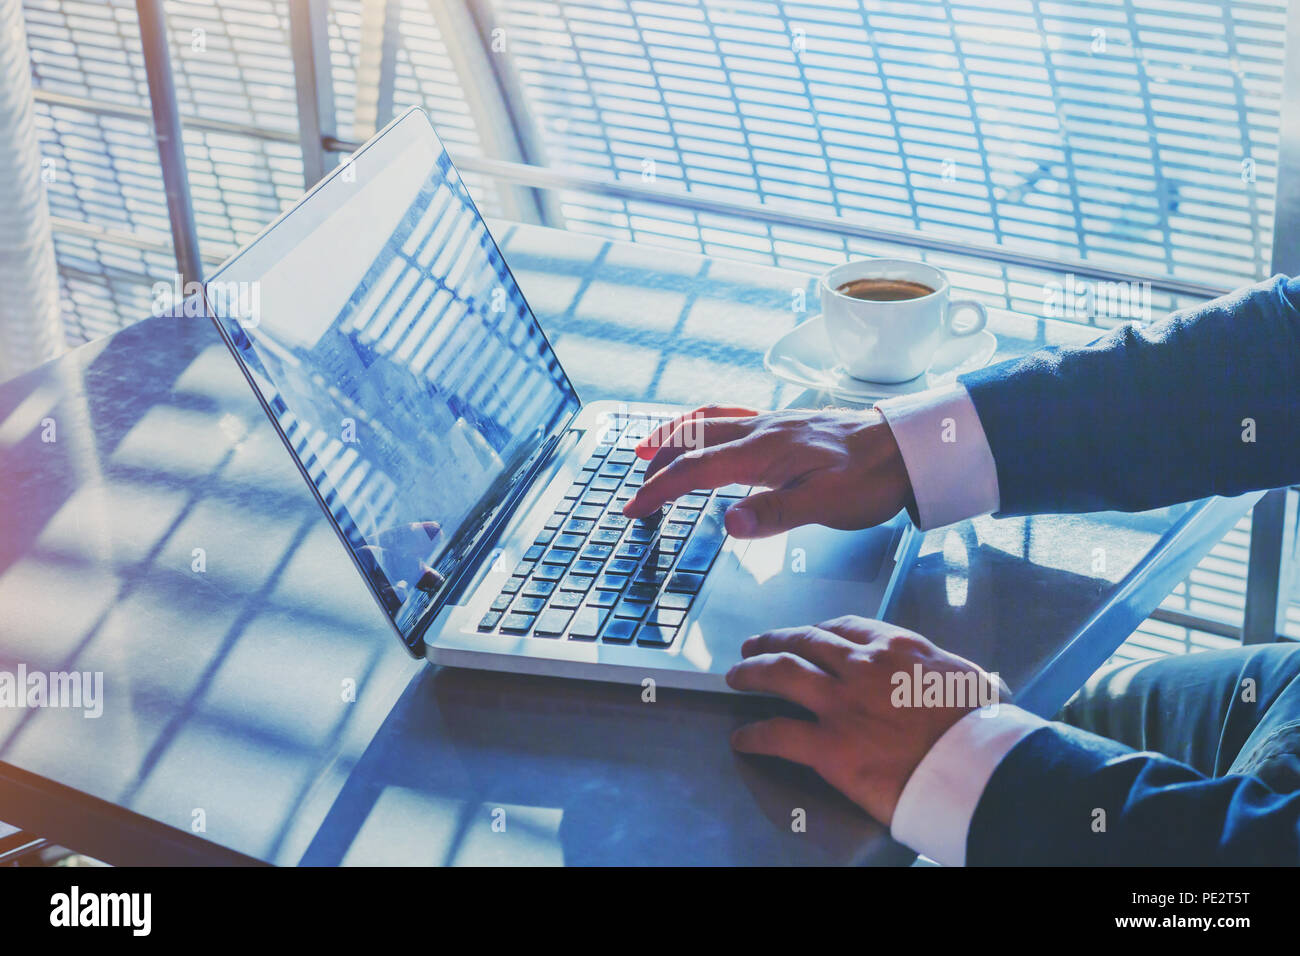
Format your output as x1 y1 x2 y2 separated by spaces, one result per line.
836 278 935 302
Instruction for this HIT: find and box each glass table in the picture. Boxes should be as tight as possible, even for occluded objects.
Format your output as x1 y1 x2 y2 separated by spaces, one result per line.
0 223 1256 865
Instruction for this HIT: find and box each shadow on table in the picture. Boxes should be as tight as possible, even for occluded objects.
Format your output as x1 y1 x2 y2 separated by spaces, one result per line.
299 660 918 866
297 534 1120 867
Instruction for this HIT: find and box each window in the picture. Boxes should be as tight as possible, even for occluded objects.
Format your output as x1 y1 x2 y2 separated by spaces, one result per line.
19 0 1298 649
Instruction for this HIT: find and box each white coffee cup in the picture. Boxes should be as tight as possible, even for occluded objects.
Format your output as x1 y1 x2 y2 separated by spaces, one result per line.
820 259 987 383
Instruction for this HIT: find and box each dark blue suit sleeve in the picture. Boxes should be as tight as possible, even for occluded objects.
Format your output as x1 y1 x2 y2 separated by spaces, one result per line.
958 275 1300 515
967 723 1300 865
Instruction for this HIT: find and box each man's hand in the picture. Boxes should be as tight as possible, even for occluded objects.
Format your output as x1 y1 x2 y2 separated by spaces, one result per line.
622 404 914 538
726 616 1006 826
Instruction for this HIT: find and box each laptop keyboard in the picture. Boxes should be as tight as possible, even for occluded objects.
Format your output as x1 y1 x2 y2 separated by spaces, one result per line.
476 415 746 649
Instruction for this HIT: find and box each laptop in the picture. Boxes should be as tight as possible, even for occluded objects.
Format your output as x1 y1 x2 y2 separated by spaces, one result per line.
201 107 920 693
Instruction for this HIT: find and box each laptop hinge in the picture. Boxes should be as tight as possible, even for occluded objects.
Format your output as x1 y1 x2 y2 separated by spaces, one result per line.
406 424 581 650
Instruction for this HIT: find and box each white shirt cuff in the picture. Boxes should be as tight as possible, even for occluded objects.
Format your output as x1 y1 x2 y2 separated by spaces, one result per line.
890 704 1047 866
876 382 1000 531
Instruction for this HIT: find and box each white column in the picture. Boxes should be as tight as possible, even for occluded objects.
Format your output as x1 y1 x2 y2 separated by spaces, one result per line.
0 0 63 381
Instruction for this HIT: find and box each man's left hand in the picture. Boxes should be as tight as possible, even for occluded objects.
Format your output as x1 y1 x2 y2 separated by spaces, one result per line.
726 615 1007 826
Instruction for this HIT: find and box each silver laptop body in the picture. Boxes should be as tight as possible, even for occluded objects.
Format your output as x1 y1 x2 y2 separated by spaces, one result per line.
203 108 919 693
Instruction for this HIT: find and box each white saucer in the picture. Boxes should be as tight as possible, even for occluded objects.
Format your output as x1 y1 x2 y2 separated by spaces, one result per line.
763 315 998 404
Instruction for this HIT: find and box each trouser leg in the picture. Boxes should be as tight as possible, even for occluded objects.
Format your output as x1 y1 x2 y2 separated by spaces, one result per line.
1058 642 1300 792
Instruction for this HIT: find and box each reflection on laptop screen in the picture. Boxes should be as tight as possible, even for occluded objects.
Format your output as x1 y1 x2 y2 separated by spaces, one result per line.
203 109 579 648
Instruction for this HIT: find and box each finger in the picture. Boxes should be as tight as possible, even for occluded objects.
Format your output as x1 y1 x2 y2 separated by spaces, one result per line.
636 404 759 460
814 614 894 645
725 652 835 711
644 417 757 480
741 625 856 677
730 717 826 767
623 440 769 517
724 484 828 538
416 561 445 592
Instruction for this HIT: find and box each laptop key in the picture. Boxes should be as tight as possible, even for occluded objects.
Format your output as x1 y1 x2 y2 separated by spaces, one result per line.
581 544 613 561
625 526 657 544
564 518 595 535
614 598 650 620
716 484 751 498
568 607 607 640
666 572 704 593
601 618 638 644
523 544 545 561
522 580 556 598
626 583 659 602
636 625 677 648
606 558 638 575
501 576 526 594
600 514 629 530
533 564 564 581
499 613 535 634
592 529 622 545
636 509 664 527
555 533 586 549
512 596 546 614
533 608 573 638
572 559 604 576
560 574 594 592
591 476 621 492
534 530 555 546
512 561 535 577
573 504 604 521
585 590 619 608
661 522 693 539
490 594 512 612
634 569 667 587
583 491 612 506
478 611 503 631
656 591 693 611
616 543 647 560
676 502 728 574
646 607 685 628
595 572 629 591
551 590 583 610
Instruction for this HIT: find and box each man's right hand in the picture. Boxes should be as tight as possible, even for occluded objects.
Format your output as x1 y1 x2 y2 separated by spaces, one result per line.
622 404 915 538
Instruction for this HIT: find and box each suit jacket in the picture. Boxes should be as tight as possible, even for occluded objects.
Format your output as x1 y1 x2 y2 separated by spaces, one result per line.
954 274 1300 864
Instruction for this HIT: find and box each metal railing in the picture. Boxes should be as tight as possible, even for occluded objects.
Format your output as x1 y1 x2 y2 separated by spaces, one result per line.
33 86 1236 302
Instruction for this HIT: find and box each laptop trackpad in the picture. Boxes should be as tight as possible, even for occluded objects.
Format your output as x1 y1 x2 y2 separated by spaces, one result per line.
697 518 901 640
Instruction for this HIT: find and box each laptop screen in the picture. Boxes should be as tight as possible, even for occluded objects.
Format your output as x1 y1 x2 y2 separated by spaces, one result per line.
203 109 580 650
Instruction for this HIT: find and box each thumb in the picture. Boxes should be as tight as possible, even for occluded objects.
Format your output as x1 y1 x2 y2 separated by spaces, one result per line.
723 487 821 538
